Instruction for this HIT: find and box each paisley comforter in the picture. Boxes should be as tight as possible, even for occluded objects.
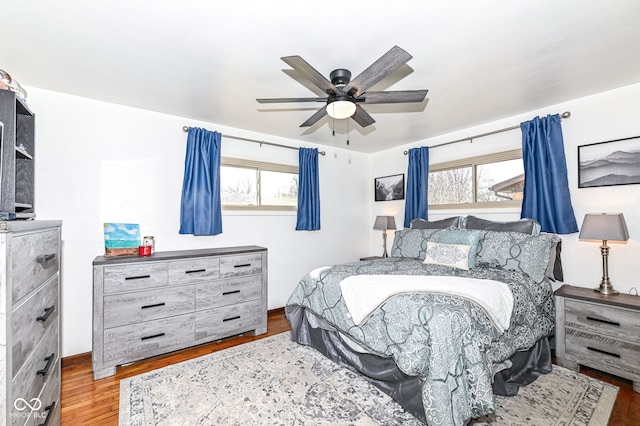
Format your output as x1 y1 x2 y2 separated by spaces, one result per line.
285 257 555 425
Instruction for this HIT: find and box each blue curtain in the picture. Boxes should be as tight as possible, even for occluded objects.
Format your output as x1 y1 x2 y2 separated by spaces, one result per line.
404 146 430 228
296 148 320 231
521 114 578 234
179 128 223 236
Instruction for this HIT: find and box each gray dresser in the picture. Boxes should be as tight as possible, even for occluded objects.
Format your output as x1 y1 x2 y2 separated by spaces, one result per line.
92 245 268 380
0 220 62 426
555 284 640 393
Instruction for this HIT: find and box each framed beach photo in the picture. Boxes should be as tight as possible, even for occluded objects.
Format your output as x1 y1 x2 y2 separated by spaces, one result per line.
578 136 640 188
374 173 405 201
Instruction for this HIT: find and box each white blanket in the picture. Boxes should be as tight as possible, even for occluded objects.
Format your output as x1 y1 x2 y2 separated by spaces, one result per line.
339 275 514 333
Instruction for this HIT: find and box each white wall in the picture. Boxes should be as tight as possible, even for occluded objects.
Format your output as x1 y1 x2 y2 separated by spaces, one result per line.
370 82 640 295
26 87 370 357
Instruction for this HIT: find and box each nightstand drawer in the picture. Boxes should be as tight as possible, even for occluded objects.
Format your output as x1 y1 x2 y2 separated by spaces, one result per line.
196 275 262 310
565 327 640 374
565 299 640 342
103 285 196 328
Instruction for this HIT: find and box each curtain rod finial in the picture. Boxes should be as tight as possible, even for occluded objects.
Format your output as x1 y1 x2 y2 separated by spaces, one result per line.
561 111 571 119
183 126 189 132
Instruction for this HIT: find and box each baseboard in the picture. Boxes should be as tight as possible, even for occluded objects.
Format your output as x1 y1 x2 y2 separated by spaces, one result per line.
61 306 287 368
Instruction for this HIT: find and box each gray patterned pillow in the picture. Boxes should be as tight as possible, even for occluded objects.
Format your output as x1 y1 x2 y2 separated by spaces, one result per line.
390 228 447 259
476 231 560 283
433 229 482 268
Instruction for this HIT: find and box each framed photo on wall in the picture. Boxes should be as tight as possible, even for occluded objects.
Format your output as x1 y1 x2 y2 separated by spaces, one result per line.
375 173 405 201
578 135 640 188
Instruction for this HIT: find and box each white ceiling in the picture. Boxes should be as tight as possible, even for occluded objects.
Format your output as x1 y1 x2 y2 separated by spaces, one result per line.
2 1 640 153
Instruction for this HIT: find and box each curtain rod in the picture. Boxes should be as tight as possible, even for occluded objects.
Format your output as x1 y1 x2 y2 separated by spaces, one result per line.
403 111 571 155
182 126 326 156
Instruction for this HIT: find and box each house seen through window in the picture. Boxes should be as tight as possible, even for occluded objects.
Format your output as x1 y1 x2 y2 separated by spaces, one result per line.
221 157 298 210
428 149 523 208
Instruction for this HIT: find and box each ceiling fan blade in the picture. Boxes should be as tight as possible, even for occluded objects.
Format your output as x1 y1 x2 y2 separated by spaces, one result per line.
300 107 328 127
343 46 413 97
351 105 376 128
281 56 343 95
257 97 327 103
359 90 428 104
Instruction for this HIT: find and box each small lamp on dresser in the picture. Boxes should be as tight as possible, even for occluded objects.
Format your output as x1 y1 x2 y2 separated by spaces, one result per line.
579 212 629 295
373 215 397 258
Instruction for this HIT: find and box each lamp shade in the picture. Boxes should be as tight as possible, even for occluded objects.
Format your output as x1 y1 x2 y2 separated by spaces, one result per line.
326 100 356 119
373 215 397 231
579 213 629 242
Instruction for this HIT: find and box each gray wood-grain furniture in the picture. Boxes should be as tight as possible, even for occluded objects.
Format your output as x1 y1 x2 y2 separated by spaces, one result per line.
555 284 640 393
0 90 35 219
0 220 62 426
92 245 268 380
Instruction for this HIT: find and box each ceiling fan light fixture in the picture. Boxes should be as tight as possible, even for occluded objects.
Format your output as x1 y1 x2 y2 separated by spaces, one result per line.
326 100 356 120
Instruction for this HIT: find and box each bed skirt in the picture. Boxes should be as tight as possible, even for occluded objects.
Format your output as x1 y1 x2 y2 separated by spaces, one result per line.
286 305 552 424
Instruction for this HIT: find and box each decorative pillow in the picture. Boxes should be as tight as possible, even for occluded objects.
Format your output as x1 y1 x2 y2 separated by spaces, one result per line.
410 216 461 229
423 242 471 270
433 229 481 268
463 215 541 236
475 230 560 283
390 228 447 259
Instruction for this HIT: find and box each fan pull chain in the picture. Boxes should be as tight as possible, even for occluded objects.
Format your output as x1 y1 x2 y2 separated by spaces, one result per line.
346 119 350 146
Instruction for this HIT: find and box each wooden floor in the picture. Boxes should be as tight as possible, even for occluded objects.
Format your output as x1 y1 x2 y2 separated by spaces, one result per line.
61 311 639 425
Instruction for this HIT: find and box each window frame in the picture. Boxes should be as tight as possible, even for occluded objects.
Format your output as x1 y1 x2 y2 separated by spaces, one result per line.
221 157 298 211
428 149 523 210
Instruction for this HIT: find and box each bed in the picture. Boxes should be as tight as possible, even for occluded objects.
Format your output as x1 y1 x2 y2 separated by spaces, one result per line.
285 216 562 425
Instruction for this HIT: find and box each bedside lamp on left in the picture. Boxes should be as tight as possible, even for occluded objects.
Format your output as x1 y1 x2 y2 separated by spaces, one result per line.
373 215 397 258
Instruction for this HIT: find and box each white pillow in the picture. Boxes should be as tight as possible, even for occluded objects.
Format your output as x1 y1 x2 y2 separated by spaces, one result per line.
423 242 471 270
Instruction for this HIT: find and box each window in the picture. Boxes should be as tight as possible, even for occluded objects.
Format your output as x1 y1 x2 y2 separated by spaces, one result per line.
221 157 298 210
428 149 523 209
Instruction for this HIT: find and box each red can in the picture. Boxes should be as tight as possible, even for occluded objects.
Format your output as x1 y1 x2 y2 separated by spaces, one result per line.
138 245 152 256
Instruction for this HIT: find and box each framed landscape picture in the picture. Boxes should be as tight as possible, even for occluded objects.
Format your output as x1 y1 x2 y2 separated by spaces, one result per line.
375 173 405 201
578 136 640 188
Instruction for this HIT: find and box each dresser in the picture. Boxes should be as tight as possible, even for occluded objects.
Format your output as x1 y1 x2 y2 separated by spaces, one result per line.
555 284 640 393
92 246 268 380
0 220 62 426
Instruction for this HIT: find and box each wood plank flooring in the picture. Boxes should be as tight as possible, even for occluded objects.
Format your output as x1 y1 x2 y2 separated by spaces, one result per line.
61 311 640 425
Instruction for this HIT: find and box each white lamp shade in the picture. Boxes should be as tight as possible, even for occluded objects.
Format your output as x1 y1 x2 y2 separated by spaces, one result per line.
579 213 629 242
326 100 356 119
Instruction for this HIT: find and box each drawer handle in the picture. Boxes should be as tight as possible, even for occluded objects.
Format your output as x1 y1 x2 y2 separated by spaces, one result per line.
36 353 55 377
125 274 151 281
587 346 621 358
37 401 56 426
586 316 620 327
186 269 206 274
223 316 241 322
234 263 251 268
36 306 55 322
141 302 166 309
141 333 166 341
223 290 241 296
36 253 56 264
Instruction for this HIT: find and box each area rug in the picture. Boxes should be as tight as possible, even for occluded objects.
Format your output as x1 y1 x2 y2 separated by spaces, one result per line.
119 332 617 425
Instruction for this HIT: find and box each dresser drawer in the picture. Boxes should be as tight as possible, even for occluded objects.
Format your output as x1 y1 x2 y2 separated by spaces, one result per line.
11 275 59 377
219 253 262 278
12 321 59 418
23 360 60 426
104 285 196 328
103 262 168 293
10 228 59 304
195 300 263 340
103 314 195 365
196 275 262 310
168 257 220 284
565 327 640 375
565 299 640 342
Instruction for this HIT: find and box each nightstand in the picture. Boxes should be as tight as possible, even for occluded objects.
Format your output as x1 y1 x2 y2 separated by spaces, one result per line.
555 284 640 393
360 256 383 261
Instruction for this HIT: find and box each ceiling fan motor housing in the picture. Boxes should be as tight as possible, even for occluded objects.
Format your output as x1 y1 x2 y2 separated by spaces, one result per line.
329 69 351 87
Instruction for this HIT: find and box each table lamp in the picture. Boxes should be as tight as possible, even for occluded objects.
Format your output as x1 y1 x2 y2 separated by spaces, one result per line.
579 213 629 295
373 216 397 258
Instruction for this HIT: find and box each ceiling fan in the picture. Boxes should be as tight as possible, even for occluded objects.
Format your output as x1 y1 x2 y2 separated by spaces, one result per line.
256 45 428 128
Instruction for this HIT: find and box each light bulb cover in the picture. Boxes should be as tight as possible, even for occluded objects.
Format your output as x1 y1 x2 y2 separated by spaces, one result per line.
326 100 356 119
